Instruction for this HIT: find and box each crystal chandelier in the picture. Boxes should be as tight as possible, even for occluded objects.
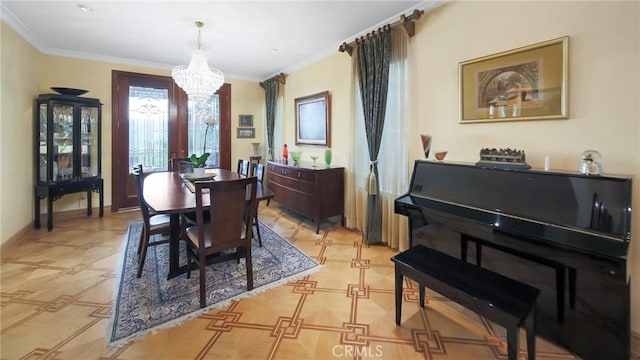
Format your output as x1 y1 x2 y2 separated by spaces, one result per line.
172 21 224 104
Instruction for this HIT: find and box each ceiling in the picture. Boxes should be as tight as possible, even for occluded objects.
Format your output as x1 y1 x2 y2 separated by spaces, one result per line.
1 1 438 81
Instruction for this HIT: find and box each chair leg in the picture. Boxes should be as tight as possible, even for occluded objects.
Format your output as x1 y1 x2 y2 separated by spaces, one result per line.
186 246 191 279
199 253 207 308
136 230 150 278
245 246 254 290
254 214 262 247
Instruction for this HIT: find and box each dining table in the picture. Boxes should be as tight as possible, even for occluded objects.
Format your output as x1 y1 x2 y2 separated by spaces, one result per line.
143 168 274 279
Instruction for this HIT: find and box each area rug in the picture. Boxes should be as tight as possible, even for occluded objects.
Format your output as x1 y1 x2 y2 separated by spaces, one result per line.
107 221 321 348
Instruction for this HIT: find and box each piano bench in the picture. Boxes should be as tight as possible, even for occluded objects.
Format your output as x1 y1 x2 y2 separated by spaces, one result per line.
392 245 540 360
460 234 576 323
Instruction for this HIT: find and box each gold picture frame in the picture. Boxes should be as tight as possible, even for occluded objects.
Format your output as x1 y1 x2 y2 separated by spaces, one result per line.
295 91 330 146
237 128 255 138
459 37 568 123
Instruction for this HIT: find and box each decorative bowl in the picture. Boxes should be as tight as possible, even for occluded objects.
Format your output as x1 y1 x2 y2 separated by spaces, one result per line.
51 87 89 96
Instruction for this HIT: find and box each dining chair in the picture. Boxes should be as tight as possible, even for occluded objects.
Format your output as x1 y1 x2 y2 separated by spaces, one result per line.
184 177 258 308
132 164 171 278
237 159 250 177
170 157 193 174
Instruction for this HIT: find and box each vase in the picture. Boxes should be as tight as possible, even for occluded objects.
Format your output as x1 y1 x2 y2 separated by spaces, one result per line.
324 149 332 166
193 167 205 177
420 134 432 159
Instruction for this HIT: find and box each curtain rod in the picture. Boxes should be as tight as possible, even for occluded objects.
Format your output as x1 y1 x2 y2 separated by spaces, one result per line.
338 9 424 55
259 72 287 88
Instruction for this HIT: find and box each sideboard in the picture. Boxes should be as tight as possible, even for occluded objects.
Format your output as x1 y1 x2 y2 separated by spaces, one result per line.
267 161 344 233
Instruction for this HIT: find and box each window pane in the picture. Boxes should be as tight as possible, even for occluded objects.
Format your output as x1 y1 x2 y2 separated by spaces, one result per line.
128 86 169 171
188 95 220 167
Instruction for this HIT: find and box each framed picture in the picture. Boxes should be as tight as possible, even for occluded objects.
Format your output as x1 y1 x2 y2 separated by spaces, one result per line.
295 91 330 146
459 37 568 123
239 115 253 127
237 128 255 138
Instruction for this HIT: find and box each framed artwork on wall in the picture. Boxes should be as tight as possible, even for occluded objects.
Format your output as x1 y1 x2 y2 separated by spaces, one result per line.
459 36 568 123
295 91 330 146
239 115 253 127
237 128 255 138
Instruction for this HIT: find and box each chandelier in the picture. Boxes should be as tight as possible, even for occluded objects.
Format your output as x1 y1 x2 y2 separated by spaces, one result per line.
172 21 224 104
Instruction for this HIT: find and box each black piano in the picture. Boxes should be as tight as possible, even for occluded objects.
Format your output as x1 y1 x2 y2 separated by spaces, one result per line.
395 160 632 359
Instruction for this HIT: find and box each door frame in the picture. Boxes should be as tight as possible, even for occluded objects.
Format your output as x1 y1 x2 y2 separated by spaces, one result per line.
110 70 231 211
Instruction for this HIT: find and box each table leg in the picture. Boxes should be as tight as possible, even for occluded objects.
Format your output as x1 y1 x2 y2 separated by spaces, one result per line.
167 213 181 280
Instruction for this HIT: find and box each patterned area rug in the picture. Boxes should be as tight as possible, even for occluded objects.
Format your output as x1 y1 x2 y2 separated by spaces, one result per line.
108 222 320 348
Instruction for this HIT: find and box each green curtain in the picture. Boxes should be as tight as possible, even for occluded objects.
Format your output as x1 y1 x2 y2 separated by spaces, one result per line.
356 26 391 245
264 79 279 160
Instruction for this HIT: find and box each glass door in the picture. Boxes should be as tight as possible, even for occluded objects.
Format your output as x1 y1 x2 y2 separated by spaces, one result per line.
80 106 100 178
52 103 74 181
128 86 170 172
188 96 220 167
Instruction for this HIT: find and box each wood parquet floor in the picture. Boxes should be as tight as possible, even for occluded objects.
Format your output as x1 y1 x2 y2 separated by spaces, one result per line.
1 203 579 359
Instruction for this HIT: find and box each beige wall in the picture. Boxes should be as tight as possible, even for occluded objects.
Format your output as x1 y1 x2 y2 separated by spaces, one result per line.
1 22 41 242
281 53 353 167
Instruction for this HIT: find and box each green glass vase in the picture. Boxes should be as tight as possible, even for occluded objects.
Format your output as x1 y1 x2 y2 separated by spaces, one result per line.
324 149 332 166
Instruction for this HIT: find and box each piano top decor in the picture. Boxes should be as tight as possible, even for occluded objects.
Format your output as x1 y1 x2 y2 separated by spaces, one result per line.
475 147 531 170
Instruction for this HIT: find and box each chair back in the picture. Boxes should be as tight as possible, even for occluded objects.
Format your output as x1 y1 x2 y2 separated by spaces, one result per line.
252 163 265 183
192 177 258 253
132 164 152 223
237 159 250 177
170 157 193 174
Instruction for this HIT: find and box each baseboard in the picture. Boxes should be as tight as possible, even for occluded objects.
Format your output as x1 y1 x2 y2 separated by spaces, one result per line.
37 206 112 226
1 207 112 255
1 223 32 255
633 331 640 359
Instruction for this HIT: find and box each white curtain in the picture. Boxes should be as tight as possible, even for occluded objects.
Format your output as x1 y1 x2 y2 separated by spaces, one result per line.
346 28 410 250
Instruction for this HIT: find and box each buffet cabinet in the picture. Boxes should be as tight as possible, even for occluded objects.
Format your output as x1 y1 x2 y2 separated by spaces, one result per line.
267 161 344 234
34 93 104 231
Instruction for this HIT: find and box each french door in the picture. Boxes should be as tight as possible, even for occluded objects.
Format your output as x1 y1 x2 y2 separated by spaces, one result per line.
111 70 231 210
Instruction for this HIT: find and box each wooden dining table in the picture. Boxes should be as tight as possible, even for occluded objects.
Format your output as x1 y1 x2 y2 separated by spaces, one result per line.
143 168 274 279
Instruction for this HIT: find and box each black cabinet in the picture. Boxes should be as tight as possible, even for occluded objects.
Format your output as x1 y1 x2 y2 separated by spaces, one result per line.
34 93 104 231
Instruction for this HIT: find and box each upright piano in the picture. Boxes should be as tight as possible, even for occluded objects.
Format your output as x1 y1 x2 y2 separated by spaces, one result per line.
395 160 632 359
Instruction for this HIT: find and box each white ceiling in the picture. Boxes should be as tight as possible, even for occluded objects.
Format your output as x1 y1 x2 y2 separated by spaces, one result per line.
1 1 438 81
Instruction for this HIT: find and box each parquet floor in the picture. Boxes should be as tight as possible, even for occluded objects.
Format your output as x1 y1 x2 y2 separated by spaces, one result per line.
1 203 580 359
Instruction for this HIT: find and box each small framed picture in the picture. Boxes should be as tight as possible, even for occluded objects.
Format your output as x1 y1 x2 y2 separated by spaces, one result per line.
239 114 253 127
237 127 255 138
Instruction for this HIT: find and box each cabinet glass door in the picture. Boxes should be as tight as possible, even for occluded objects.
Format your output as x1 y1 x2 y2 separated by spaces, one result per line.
80 106 99 178
52 104 74 181
38 104 48 182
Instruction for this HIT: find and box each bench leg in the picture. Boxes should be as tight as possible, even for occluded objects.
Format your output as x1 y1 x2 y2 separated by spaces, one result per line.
506 325 519 360
419 285 425 308
525 305 537 360
395 265 403 325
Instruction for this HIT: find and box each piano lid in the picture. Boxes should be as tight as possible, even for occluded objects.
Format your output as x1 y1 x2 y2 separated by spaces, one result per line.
406 160 632 243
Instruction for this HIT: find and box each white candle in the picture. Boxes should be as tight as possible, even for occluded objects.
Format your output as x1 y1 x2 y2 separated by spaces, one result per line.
544 156 550 171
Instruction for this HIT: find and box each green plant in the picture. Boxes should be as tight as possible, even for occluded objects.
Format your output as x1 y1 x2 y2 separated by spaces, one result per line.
189 152 210 168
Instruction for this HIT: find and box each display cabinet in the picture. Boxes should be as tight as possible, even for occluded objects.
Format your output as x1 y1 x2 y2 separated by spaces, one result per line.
34 92 104 231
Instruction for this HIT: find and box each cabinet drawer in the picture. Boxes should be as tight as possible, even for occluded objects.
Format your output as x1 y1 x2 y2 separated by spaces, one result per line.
270 173 299 190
